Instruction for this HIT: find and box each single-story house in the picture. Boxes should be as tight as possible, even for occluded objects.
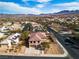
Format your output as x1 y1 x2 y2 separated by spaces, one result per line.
0 33 21 49
0 26 10 33
29 32 47 47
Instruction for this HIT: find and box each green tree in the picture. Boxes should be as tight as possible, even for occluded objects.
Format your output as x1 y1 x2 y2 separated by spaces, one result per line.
22 23 33 32
20 31 29 41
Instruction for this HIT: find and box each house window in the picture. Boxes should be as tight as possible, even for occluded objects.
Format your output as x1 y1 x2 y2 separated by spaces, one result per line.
34 41 36 43
30 41 32 43
38 41 40 43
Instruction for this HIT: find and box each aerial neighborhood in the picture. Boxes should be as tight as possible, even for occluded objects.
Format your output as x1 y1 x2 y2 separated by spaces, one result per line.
0 0 79 58
0 14 79 58
0 17 66 56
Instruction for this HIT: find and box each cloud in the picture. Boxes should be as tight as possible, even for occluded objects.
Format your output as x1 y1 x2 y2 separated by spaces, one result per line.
22 0 51 3
36 0 51 3
42 2 79 13
0 2 42 14
52 2 79 11
36 4 45 8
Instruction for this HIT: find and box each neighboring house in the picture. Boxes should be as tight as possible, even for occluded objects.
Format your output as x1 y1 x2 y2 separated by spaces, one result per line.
3 22 12 26
9 33 20 44
0 33 20 49
25 21 40 28
11 22 21 31
59 27 72 35
29 32 47 47
0 26 10 33
33 26 43 32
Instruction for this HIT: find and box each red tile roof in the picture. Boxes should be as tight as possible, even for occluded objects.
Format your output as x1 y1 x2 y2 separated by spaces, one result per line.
29 32 46 41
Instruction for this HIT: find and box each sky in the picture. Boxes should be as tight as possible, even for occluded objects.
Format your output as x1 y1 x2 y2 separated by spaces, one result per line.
0 0 79 14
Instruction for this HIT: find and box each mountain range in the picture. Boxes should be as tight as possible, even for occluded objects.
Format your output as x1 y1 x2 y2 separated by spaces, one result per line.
38 10 79 16
54 10 79 14
0 10 79 17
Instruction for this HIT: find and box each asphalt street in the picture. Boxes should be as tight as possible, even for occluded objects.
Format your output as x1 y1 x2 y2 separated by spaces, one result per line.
47 27 79 59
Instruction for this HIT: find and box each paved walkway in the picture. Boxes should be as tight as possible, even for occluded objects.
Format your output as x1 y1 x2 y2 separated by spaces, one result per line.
24 47 44 56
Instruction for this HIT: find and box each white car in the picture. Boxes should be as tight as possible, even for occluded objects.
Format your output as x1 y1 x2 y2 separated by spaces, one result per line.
59 31 72 35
